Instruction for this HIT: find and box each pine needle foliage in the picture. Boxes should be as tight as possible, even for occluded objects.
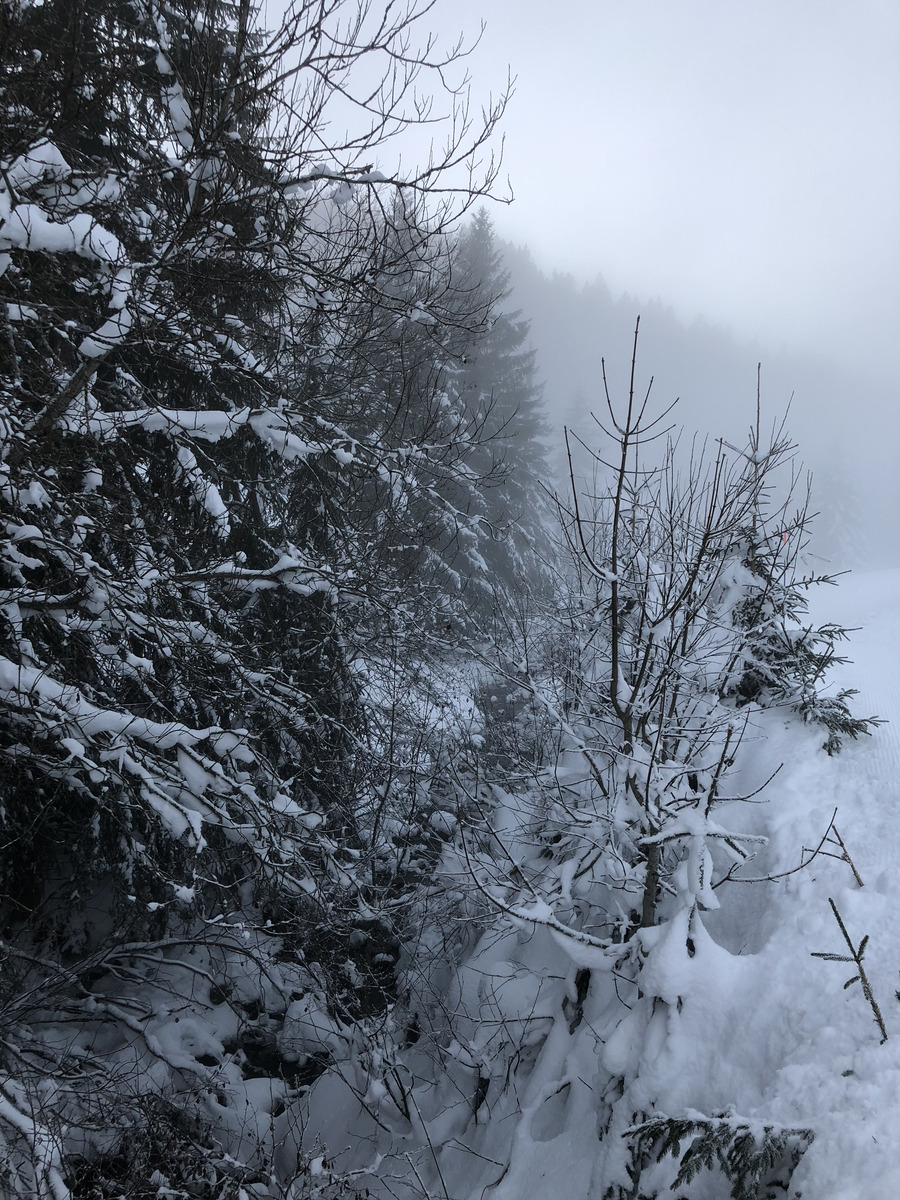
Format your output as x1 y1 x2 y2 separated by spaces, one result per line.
627 1111 814 1200
0 0 511 1192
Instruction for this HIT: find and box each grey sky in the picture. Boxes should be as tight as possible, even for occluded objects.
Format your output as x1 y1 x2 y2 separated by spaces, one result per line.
445 0 899 384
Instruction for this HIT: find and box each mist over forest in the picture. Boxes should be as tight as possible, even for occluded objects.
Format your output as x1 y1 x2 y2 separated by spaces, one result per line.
498 238 900 570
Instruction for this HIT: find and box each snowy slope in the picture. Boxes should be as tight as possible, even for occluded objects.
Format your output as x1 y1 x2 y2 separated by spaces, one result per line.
742 568 900 1199
292 571 900 1200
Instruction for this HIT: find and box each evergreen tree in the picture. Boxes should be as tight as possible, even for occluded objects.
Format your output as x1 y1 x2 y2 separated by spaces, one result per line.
450 210 555 602
716 410 879 753
0 1 509 1192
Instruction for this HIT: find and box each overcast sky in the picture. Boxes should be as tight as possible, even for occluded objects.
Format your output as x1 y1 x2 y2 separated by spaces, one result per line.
439 0 899 385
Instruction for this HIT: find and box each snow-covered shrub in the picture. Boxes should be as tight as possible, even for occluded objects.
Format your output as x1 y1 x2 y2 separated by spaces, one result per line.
292 331 870 1200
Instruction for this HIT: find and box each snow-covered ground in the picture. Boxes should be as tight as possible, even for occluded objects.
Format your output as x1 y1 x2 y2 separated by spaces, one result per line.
735 568 900 1199
294 570 900 1200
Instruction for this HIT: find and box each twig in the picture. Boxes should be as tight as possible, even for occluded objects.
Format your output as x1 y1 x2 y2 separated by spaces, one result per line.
818 825 865 888
812 897 887 1044
715 807 838 887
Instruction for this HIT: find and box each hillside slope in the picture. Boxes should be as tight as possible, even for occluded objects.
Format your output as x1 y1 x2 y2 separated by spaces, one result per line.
761 569 900 1199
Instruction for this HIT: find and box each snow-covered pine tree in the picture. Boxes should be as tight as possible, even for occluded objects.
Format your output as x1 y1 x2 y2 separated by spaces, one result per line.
308 197 494 630
449 209 555 603
0 0 509 1192
283 198 519 981
716 404 880 753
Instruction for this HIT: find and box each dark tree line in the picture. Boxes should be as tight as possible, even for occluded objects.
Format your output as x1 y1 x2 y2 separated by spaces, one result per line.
0 1 553 1194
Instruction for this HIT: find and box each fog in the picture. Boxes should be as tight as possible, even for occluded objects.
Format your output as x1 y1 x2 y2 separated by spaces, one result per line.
438 0 899 567
256 0 899 566
500 247 898 567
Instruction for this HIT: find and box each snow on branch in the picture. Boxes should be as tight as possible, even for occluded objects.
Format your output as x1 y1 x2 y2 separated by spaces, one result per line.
0 656 212 752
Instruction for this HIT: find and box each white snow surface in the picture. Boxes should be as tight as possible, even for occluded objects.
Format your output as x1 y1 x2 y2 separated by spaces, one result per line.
647 566 900 1200
753 567 900 1200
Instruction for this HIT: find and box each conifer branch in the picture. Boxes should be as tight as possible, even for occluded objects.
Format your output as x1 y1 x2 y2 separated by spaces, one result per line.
812 897 887 1043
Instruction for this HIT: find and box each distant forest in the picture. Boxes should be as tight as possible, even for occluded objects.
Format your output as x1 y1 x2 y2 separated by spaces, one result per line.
499 242 900 570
